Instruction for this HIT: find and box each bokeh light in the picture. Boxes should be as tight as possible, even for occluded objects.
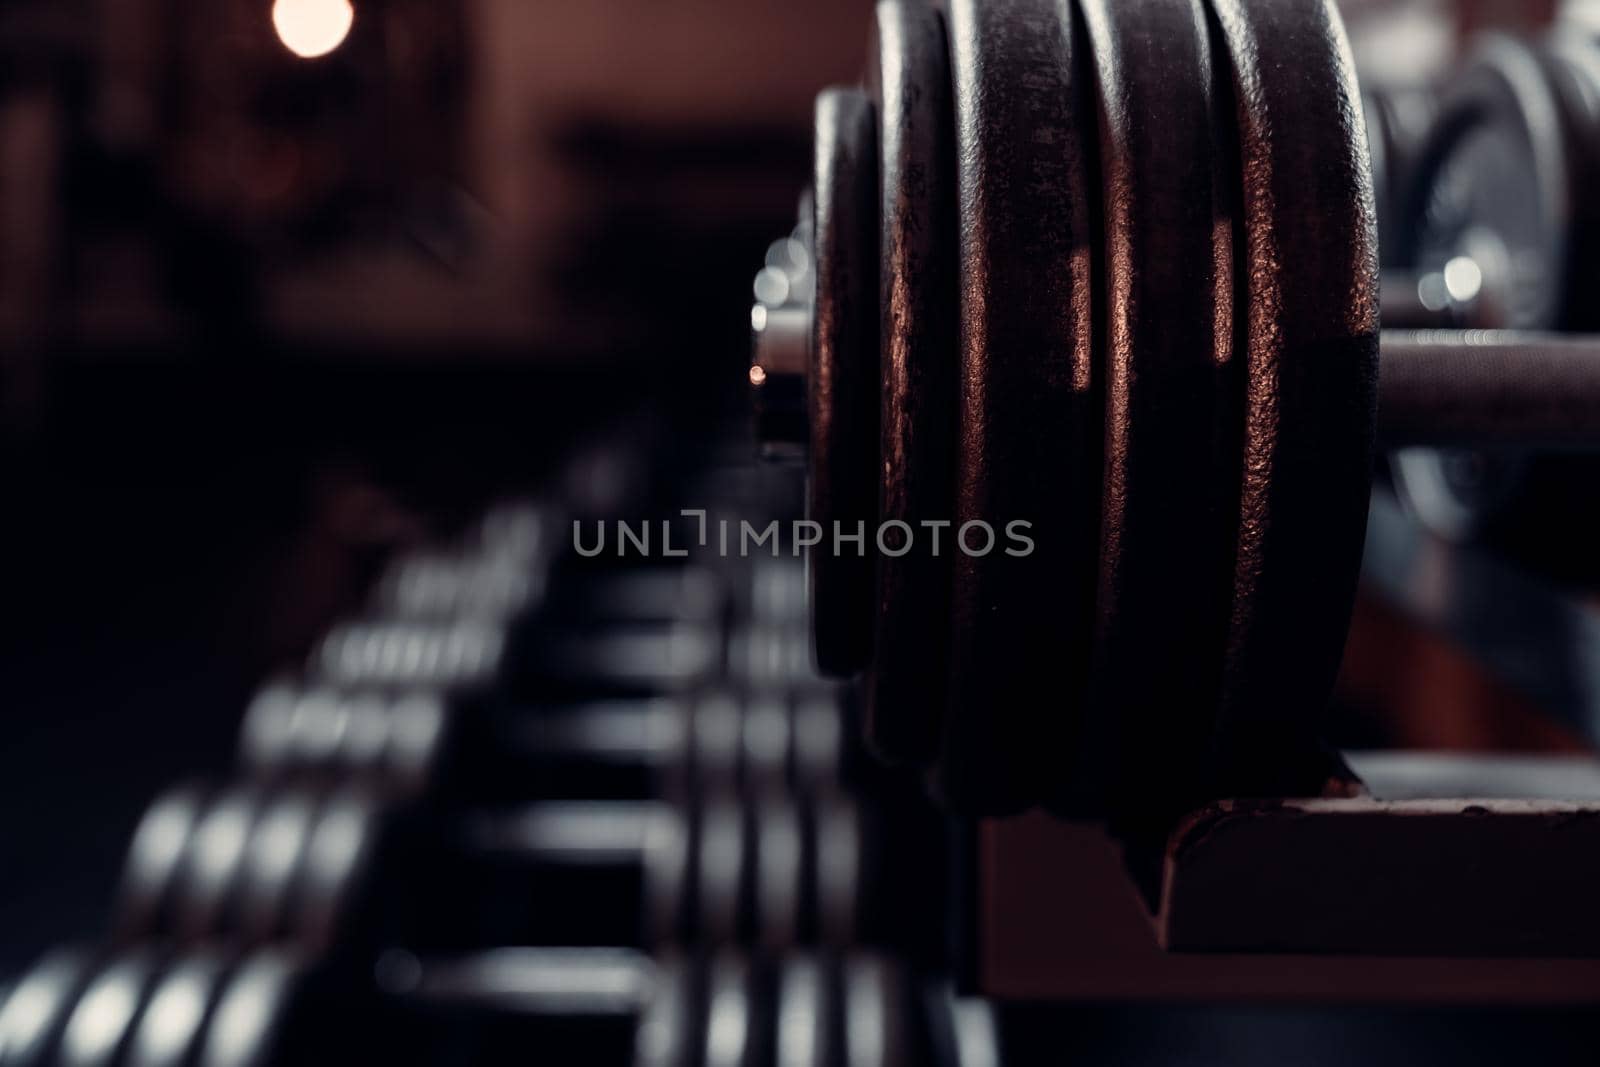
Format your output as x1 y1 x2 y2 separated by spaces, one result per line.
272 0 355 59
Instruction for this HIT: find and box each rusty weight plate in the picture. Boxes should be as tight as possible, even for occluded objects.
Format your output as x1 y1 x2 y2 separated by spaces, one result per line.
810 88 881 677
863 0 959 767
1077 0 1241 825
1206 0 1379 798
937 0 1100 813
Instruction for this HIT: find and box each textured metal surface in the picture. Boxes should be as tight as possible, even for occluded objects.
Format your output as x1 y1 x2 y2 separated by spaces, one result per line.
937 0 1099 814
1078 0 1239 825
864 0 958 767
809 89 881 677
1207 0 1379 798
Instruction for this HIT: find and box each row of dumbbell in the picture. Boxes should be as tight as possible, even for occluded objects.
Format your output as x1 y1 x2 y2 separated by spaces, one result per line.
236 677 850 804
96 466 916 958
110 770 934 961
0 942 981 1066
0 442 951 1061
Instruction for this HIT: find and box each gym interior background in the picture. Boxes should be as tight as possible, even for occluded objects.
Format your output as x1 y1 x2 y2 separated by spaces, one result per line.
3 0 1600 1064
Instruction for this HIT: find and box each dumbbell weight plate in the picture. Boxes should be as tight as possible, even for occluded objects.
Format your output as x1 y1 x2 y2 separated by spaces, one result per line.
1363 86 1439 268
56 953 158 1067
125 955 230 1067
1393 35 1570 539
477 500 555 568
842 956 917 1067
130 782 753 955
937 0 1100 814
693 798 749 946
774 956 830 1067
864 0 958 765
1077 0 1241 822
197 953 312 1067
375 551 544 621
241 682 446 796
753 799 805 951
121 787 376 956
1207 0 1379 796
1410 36 1570 336
171 785 268 940
700 955 769 1067
317 616 720 701
316 619 507 693
283 789 390 956
0 948 94 1066
809 87 880 677
117 786 209 939
235 792 322 943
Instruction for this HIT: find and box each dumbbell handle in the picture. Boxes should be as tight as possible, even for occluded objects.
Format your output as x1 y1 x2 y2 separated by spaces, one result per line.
1377 331 1600 447
753 289 1600 452
1375 262 1600 446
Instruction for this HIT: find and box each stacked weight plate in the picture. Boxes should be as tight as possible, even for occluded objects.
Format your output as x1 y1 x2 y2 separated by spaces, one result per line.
795 0 1380 826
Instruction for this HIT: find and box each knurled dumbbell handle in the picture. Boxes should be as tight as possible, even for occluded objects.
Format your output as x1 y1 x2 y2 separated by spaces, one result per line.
1378 331 1600 447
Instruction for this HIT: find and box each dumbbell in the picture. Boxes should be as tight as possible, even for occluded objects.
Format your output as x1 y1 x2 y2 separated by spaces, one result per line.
360 495 727 691
323 548 826 706
237 679 848 803
1379 30 1600 545
0 945 936 1067
315 599 724 700
268 554 839 803
747 0 1600 820
371 498 559 622
110 781 904 958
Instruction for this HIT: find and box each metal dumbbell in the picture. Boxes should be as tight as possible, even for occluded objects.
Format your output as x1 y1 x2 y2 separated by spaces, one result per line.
1374 31 1600 546
111 780 900 958
315 601 723 701
747 0 1600 821
263 556 842 803
0 945 942 1067
237 677 848 803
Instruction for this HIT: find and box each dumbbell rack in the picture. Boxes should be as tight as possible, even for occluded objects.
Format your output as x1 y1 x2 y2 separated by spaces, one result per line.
969 487 1600 1003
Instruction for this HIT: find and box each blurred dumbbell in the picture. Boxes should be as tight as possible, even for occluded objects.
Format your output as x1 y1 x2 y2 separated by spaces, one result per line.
366 487 728 688
372 499 559 622
1385 30 1600 553
0 945 937 1067
111 781 906 958
1363 84 1440 269
238 678 847 804
381 550 726 632
313 610 721 702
